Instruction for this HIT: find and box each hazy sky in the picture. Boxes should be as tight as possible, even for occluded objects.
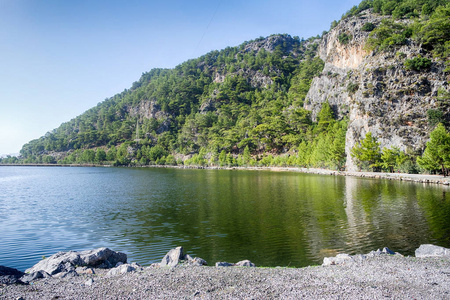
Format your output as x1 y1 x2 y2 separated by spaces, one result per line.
0 0 361 155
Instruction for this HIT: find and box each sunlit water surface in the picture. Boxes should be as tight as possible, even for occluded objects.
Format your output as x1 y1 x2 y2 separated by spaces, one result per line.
1 166 449 271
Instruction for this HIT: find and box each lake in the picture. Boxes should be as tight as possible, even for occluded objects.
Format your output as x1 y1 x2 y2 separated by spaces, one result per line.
1 166 449 271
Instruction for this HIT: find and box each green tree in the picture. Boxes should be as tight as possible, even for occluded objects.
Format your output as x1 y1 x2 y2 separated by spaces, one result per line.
317 101 335 132
309 133 331 168
243 145 251 165
417 123 450 176
351 132 382 171
417 5 450 59
329 121 348 170
106 146 117 161
43 155 56 164
148 145 167 162
381 146 402 173
116 143 131 166
79 149 95 163
218 150 227 167
95 148 107 163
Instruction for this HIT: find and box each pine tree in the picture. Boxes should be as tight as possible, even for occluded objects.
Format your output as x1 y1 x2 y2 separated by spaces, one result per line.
381 146 401 173
417 123 450 176
351 132 382 171
317 101 335 132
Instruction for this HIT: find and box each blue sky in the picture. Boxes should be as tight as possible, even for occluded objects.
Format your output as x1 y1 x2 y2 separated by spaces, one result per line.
0 0 361 155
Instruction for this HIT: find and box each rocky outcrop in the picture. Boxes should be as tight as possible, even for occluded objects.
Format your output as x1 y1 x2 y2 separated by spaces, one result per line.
243 35 299 54
305 9 449 171
127 100 173 134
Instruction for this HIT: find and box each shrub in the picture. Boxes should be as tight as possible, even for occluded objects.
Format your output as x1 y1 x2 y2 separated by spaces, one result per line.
347 82 359 94
362 22 376 32
338 33 352 45
404 55 432 71
427 109 444 126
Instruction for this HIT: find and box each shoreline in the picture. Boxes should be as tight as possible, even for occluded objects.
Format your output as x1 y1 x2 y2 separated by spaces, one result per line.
2 163 450 186
2 246 450 299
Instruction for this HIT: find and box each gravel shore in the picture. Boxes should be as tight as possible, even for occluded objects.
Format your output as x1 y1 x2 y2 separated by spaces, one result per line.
2 255 449 299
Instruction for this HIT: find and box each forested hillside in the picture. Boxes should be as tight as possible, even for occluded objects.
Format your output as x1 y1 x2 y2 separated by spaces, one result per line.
8 0 450 175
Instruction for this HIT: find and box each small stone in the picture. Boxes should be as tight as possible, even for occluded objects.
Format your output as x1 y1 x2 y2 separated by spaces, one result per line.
381 247 395 255
84 278 94 286
75 267 95 275
107 264 136 276
53 270 78 278
323 253 353 266
235 260 256 267
215 262 234 267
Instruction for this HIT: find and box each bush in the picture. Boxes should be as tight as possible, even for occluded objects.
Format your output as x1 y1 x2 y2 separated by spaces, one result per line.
427 109 444 126
347 82 359 94
338 33 352 45
362 22 376 32
404 55 432 71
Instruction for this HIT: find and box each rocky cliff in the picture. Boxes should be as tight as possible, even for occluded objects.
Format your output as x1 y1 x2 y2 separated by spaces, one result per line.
305 9 449 171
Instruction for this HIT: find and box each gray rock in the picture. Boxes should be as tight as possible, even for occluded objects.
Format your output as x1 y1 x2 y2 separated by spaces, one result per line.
25 248 127 276
75 266 95 274
185 254 207 266
191 257 207 266
215 262 234 267
107 262 142 276
235 260 256 267
78 247 127 268
84 278 94 286
107 264 136 276
323 247 400 266
415 244 450 258
323 253 353 266
53 270 78 278
160 246 184 267
0 266 24 285
367 247 396 257
159 246 208 267
20 270 51 284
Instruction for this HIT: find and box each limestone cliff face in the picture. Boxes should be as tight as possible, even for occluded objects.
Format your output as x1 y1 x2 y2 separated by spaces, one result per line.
305 10 449 171
127 100 172 134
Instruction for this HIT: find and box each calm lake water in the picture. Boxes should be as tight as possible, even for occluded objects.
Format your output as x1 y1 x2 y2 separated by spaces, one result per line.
1 166 449 271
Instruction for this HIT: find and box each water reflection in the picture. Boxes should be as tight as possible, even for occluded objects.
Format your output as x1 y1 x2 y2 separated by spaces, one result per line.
1 167 450 271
